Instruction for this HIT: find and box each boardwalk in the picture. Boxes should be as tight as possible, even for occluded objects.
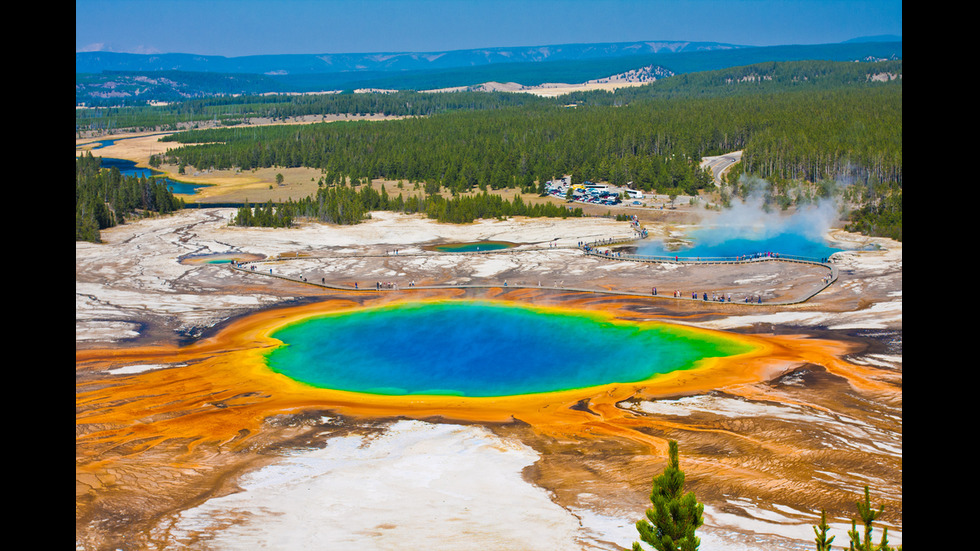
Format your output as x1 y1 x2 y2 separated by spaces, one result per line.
229 235 839 306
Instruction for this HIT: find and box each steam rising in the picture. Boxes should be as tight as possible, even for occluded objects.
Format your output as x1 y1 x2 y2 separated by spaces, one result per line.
702 174 843 244
637 175 846 258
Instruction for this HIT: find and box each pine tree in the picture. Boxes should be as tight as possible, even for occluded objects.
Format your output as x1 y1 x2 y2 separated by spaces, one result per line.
633 440 704 551
846 486 895 551
813 509 835 551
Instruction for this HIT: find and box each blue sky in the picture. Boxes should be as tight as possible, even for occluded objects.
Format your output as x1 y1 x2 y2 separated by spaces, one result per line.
76 0 902 57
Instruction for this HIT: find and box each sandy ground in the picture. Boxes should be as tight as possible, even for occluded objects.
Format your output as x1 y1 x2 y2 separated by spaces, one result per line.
76 204 901 550
425 80 653 97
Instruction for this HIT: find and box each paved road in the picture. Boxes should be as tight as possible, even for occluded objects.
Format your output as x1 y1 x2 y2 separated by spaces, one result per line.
699 150 742 187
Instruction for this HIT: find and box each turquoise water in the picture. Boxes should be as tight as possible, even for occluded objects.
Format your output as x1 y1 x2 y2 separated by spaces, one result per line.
635 226 843 261
265 301 752 397
434 241 514 253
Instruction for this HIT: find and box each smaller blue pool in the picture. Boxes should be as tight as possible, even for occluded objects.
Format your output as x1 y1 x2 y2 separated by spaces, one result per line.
428 241 515 253
635 227 843 262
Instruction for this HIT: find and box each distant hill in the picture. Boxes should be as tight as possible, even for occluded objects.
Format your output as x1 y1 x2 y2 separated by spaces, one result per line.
843 35 903 43
75 40 745 75
75 38 902 105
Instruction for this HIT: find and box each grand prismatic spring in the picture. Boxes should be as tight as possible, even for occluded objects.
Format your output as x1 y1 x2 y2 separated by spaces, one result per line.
76 208 902 550
77 292 787 445
264 300 757 397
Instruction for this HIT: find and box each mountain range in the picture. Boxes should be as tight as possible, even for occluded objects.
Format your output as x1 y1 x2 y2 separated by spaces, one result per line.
75 37 902 105
76 40 751 75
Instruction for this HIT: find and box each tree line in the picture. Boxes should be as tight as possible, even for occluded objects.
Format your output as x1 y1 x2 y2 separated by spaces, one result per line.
76 152 185 242
75 89 554 134
159 102 718 199
234 182 584 227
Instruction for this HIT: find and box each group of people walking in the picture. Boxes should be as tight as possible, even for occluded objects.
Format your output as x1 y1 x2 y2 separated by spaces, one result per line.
652 287 762 303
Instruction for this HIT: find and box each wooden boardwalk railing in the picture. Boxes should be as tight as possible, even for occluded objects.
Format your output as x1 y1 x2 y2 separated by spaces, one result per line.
226 234 839 306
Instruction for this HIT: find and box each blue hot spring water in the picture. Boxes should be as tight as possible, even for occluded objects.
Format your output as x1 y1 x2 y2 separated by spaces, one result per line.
635 205 845 261
434 242 514 253
264 301 753 397
636 227 843 260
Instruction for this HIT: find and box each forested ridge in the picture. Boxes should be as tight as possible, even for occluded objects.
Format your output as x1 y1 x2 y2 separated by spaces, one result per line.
76 152 185 242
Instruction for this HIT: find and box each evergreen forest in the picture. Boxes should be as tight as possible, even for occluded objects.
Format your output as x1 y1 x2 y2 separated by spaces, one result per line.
76 152 185 242
77 59 901 241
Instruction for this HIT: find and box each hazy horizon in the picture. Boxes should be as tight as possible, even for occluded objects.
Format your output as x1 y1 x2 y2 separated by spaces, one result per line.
76 35 903 60
76 0 902 58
